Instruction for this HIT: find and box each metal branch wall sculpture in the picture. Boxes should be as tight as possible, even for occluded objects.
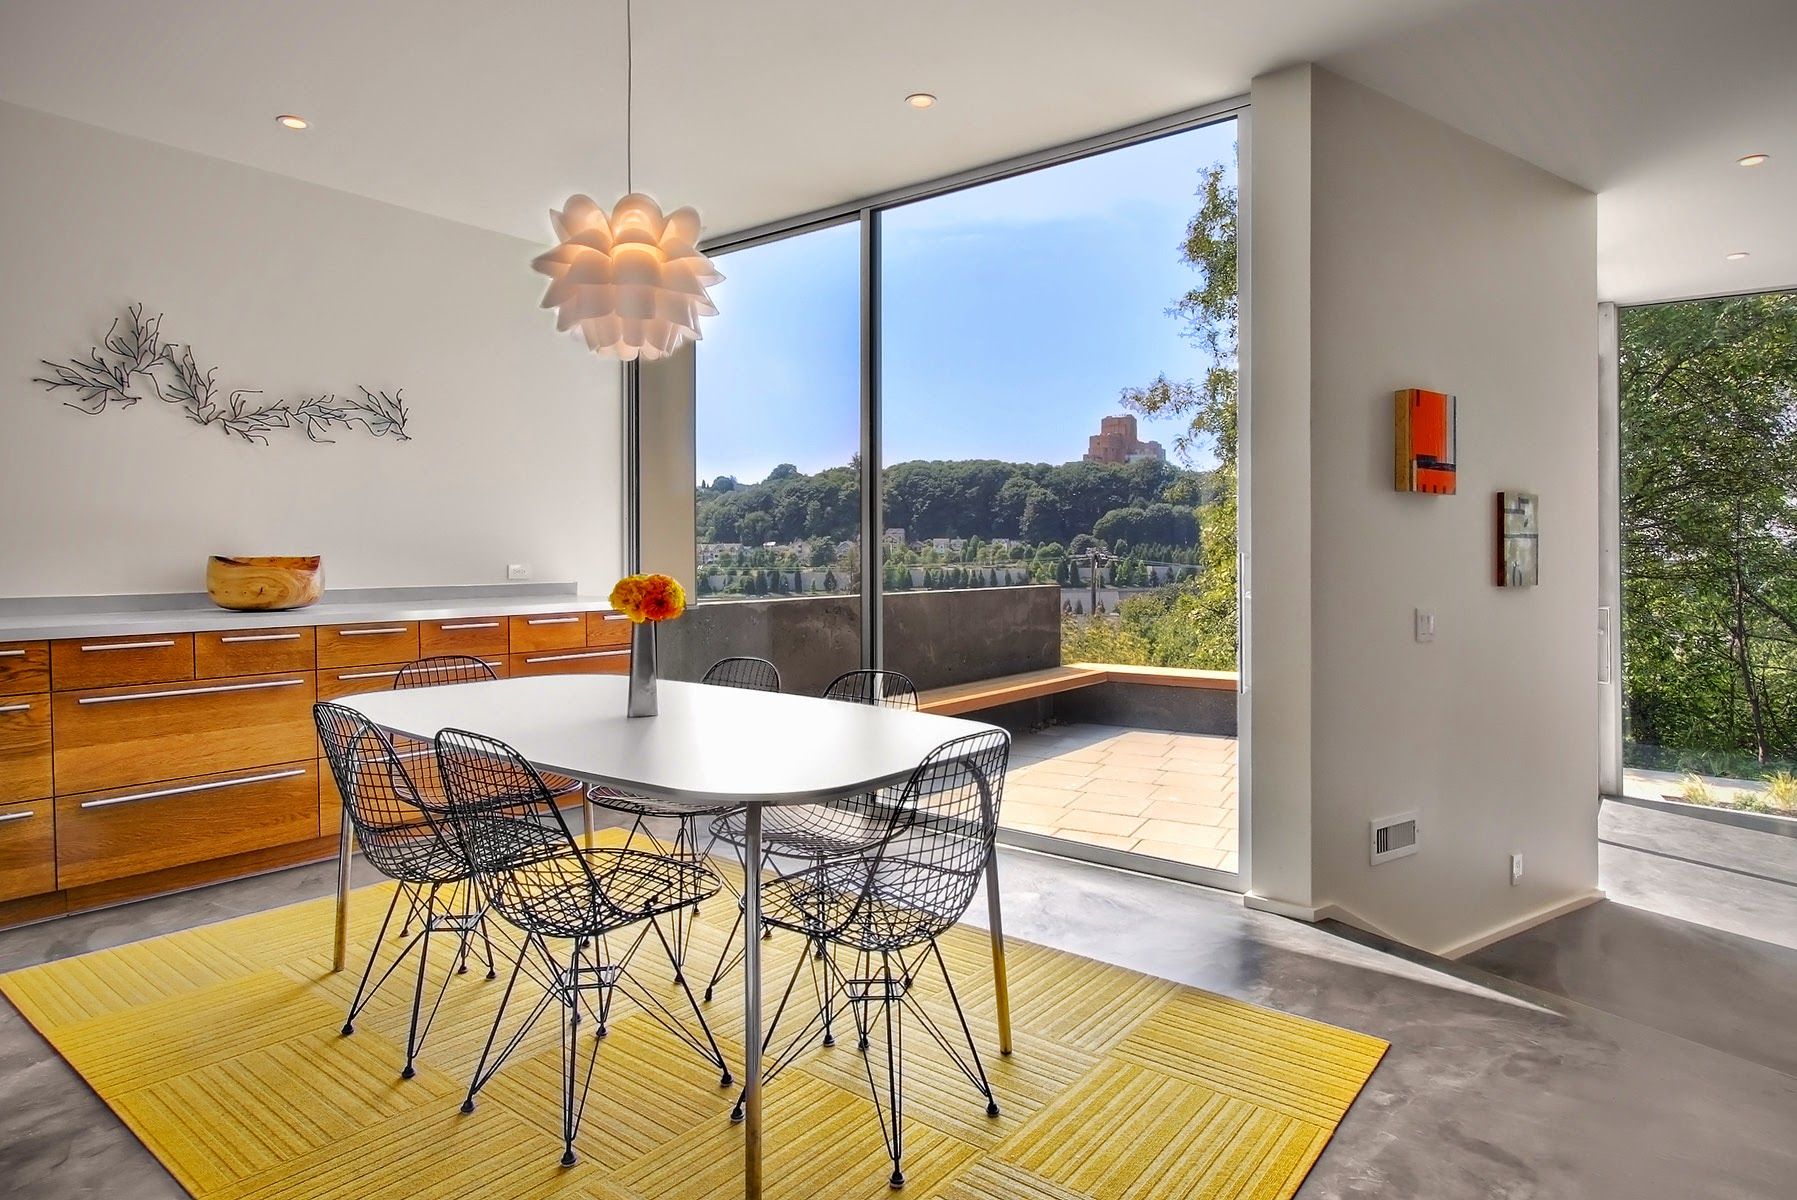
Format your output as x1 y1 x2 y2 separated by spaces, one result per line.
33 304 412 445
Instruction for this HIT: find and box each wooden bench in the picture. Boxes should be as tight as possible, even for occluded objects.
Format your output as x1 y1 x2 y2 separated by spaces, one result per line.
918 663 1235 716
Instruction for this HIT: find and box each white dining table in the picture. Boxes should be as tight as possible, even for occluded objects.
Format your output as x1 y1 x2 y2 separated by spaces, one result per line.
336 673 1012 1200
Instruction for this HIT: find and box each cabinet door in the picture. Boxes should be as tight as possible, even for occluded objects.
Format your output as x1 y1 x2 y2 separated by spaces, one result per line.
52 672 317 794
316 623 420 669
419 617 510 658
51 635 194 690
0 799 56 901
0 642 49 697
195 628 316 678
0 695 52 803
510 648 631 677
587 611 633 649
508 613 588 653
56 763 319 888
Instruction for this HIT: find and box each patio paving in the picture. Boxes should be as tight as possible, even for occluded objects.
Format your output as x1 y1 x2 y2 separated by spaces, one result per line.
1004 723 1239 873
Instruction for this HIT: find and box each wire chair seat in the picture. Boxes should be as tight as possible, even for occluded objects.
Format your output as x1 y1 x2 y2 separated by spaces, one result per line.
757 857 971 952
482 845 722 940
587 785 739 819
392 656 583 798
707 799 902 860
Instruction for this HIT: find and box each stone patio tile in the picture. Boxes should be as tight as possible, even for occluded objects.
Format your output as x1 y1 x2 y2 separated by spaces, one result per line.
1048 809 1145 838
1102 752 1177 771
1063 790 1155 818
1134 818 1233 849
1078 776 1157 801
1143 797 1230 826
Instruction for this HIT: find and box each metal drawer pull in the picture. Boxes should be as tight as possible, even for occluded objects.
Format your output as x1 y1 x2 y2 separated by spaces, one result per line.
80 768 307 810
598 613 627 621
0 810 34 824
338 626 408 636
0 648 26 657
220 632 302 644
440 621 500 631
526 649 628 663
80 639 176 652
77 678 305 705
0 702 31 714
527 616 581 625
337 668 401 681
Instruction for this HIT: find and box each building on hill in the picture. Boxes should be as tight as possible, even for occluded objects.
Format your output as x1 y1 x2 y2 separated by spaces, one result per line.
1082 414 1165 464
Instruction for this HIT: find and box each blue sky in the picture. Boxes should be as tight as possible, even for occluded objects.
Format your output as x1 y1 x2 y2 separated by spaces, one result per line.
695 118 1236 483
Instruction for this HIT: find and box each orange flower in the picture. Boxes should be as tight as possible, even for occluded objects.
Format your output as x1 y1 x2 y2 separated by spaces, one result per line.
609 573 686 624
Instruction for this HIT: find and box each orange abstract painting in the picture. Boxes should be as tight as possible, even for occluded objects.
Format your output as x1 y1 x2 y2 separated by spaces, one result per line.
1394 388 1457 494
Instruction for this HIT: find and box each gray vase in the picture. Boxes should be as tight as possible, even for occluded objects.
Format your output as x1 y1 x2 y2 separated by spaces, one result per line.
627 621 658 717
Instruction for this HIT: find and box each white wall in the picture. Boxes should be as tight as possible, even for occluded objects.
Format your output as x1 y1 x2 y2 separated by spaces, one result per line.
1249 68 1600 956
0 101 620 598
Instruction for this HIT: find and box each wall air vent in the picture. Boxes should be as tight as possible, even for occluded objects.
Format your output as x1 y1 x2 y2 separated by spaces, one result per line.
1370 813 1419 865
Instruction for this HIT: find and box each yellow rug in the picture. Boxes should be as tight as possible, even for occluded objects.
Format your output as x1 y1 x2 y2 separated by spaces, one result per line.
1 861 1386 1200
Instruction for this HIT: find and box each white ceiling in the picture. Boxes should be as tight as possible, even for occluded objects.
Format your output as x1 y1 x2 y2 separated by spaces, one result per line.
1 0 1792 304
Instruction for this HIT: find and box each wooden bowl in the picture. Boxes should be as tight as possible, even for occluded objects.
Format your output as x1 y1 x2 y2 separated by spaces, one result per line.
206 556 324 611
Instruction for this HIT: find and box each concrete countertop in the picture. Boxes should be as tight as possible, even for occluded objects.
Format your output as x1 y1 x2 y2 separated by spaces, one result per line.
0 583 619 642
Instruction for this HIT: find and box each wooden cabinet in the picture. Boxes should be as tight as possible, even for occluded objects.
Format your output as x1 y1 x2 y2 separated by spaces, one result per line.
55 762 319 889
587 610 632 648
510 647 631 677
195 627 315 677
0 642 49 697
0 695 53 803
316 622 420 669
52 671 316 794
509 612 588 653
51 634 193 690
420 617 509 658
0 799 56 902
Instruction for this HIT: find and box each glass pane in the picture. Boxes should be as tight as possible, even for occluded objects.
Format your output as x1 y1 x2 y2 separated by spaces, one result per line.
878 119 1241 875
670 221 863 694
1619 291 1797 816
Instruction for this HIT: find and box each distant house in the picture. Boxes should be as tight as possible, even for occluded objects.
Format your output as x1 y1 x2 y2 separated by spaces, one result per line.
881 527 906 548
698 542 744 564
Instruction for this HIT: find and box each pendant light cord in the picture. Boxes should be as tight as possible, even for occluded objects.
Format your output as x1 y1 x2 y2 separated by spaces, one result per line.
625 0 634 194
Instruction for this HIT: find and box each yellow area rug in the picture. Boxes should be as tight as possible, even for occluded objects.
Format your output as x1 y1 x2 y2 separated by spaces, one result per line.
1 859 1386 1200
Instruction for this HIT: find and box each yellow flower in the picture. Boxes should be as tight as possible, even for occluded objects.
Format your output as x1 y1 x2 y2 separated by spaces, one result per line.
609 573 686 624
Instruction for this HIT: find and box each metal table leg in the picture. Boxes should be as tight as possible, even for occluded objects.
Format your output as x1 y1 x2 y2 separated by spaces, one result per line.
743 805 764 1198
332 816 352 972
984 851 1012 1055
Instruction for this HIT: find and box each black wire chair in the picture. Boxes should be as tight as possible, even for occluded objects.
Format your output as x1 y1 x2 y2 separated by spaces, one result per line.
823 668 920 710
736 729 1011 1190
700 668 920 1003
433 727 733 1168
586 657 782 980
392 656 584 806
314 701 505 1079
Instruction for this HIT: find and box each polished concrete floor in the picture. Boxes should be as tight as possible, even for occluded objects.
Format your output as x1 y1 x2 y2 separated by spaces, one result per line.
2 801 1794 1198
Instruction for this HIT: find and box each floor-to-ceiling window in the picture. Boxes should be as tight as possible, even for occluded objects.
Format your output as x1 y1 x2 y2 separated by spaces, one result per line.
680 220 863 691
681 105 1247 886
1617 290 1797 816
879 117 1242 878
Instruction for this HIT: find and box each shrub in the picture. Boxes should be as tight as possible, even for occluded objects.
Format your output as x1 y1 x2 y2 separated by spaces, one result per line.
1678 774 1715 806
1760 771 1797 814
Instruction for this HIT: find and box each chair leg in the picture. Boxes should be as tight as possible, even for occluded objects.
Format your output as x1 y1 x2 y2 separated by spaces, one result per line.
928 939 999 1117
462 934 535 1114
342 882 407 1036
401 884 436 1079
865 951 905 1190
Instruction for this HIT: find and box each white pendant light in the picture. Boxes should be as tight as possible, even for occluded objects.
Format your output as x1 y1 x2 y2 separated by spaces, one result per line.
531 0 721 361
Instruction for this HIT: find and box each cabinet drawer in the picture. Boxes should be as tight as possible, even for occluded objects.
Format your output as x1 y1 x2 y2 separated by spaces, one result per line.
52 672 317 794
0 642 50 697
509 613 588 653
317 657 505 700
586 611 633 649
51 634 194 690
316 623 420 669
55 762 319 889
419 617 510 658
0 799 56 902
0 695 53 804
195 627 316 677
510 648 630 677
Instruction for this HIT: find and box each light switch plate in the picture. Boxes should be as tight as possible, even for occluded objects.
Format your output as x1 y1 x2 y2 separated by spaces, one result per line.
1414 608 1436 643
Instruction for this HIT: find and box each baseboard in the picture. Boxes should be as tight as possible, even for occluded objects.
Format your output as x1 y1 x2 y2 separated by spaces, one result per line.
1435 889 1606 960
1242 893 1335 922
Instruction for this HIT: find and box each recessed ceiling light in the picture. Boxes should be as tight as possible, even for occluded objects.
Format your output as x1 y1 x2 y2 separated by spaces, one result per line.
905 93 936 109
1726 251 1751 261
275 114 310 130
1737 153 1769 167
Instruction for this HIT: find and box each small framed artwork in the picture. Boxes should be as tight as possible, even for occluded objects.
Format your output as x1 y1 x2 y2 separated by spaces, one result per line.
1394 388 1457 495
1496 491 1539 587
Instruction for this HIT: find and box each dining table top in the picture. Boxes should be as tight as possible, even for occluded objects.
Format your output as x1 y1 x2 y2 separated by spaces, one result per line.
339 673 1002 808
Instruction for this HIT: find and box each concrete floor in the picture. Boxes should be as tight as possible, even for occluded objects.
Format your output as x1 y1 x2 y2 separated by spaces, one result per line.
1006 724 1239 872
2 801 1794 1198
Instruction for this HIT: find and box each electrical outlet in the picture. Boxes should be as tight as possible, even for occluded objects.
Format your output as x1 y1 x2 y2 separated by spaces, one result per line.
1510 853 1524 886
1414 609 1436 643
507 563 531 581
